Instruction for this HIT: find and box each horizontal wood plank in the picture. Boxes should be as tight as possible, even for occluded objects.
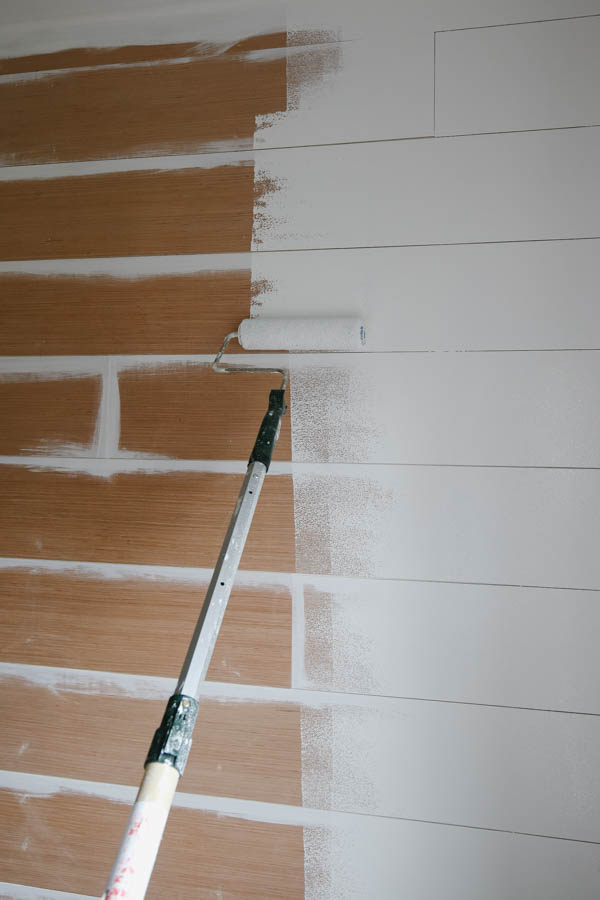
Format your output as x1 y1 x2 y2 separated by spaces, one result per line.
294 466 600 588
436 16 600 135
0 679 301 805
252 239 600 351
0 375 100 455
1 47 286 164
119 365 291 460
0 166 254 260
0 466 295 571
0 568 292 687
300 580 600 713
289 351 600 466
0 789 303 898
0 33 287 75
0 270 250 355
253 128 600 250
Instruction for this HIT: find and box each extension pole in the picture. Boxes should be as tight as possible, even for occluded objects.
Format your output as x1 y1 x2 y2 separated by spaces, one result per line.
103 387 287 899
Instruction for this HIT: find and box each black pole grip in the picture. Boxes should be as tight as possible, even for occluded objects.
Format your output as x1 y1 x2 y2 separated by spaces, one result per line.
249 389 287 471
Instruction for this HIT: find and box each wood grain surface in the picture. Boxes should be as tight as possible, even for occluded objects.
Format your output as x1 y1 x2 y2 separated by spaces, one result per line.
0 466 296 571
0 270 251 355
0 33 287 75
0 679 302 804
0 165 254 260
119 365 292 460
0 789 304 898
1 47 286 164
0 569 292 686
0 374 101 455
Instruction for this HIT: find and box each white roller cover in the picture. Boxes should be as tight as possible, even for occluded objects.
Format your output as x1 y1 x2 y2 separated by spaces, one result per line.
237 317 366 351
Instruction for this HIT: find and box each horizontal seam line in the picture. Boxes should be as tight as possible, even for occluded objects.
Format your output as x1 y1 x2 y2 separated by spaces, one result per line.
435 12 600 33
0 554 597 594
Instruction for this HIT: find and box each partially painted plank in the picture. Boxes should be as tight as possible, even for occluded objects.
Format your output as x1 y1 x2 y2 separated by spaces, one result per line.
0 466 295 571
293 465 600 588
436 16 600 135
0 46 286 165
2 675 599 839
253 128 600 250
0 33 287 75
252 239 600 351
119 364 291 460
0 679 301 805
300 579 600 713
0 165 253 260
289 351 600 466
0 375 101 456
2 787 600 900
0 789 303 898
0 568 292 687
0 269 250 355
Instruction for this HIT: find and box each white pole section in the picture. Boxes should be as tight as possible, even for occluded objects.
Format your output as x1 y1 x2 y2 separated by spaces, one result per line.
103 762 179 899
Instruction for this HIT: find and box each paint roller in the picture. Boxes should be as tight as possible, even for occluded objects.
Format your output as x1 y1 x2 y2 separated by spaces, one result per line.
103 316 365 899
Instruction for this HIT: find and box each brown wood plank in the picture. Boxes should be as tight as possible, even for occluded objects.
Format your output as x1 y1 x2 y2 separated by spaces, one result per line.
0 166 254 260
0 569 292 687
0 789 304 898
119 365 291 460
0 33 288 75
1 50 285 165
0 270 251 356
0 466 295 571
0 374 101 455
0 679 302 805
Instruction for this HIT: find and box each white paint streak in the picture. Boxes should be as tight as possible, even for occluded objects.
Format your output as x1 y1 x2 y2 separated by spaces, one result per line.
290 576 306 689
0 555 293 589
0 151 253 181
0 455 292 476
0 884 96 900
0 253 249 275
95 358 119 459
0 0 284 61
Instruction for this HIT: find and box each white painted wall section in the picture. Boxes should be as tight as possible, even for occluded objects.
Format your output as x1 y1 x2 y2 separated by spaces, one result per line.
289 351 600 466
253 128 600 250
293 465 600 588
301 697 600 841
436 16 600 135
299 578 600 713
252 239 600 351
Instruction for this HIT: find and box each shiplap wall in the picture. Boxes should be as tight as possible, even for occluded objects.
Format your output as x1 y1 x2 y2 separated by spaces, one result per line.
1 1 600 898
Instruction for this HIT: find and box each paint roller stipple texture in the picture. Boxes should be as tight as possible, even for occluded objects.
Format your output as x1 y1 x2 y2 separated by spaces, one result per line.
103 316 365 899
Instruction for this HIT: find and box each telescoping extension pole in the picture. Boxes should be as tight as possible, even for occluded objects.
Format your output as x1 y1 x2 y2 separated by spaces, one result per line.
103 369 287 898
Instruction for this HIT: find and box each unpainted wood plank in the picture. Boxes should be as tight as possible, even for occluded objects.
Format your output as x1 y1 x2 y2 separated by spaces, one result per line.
1 50 286 164
119 365 291 460
0 166 254 260
0 33 287 75
0 789 304 898
0 466 295 571
0 569 292 687
0 375 101 455
0 270 251 355
0 679 302 805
